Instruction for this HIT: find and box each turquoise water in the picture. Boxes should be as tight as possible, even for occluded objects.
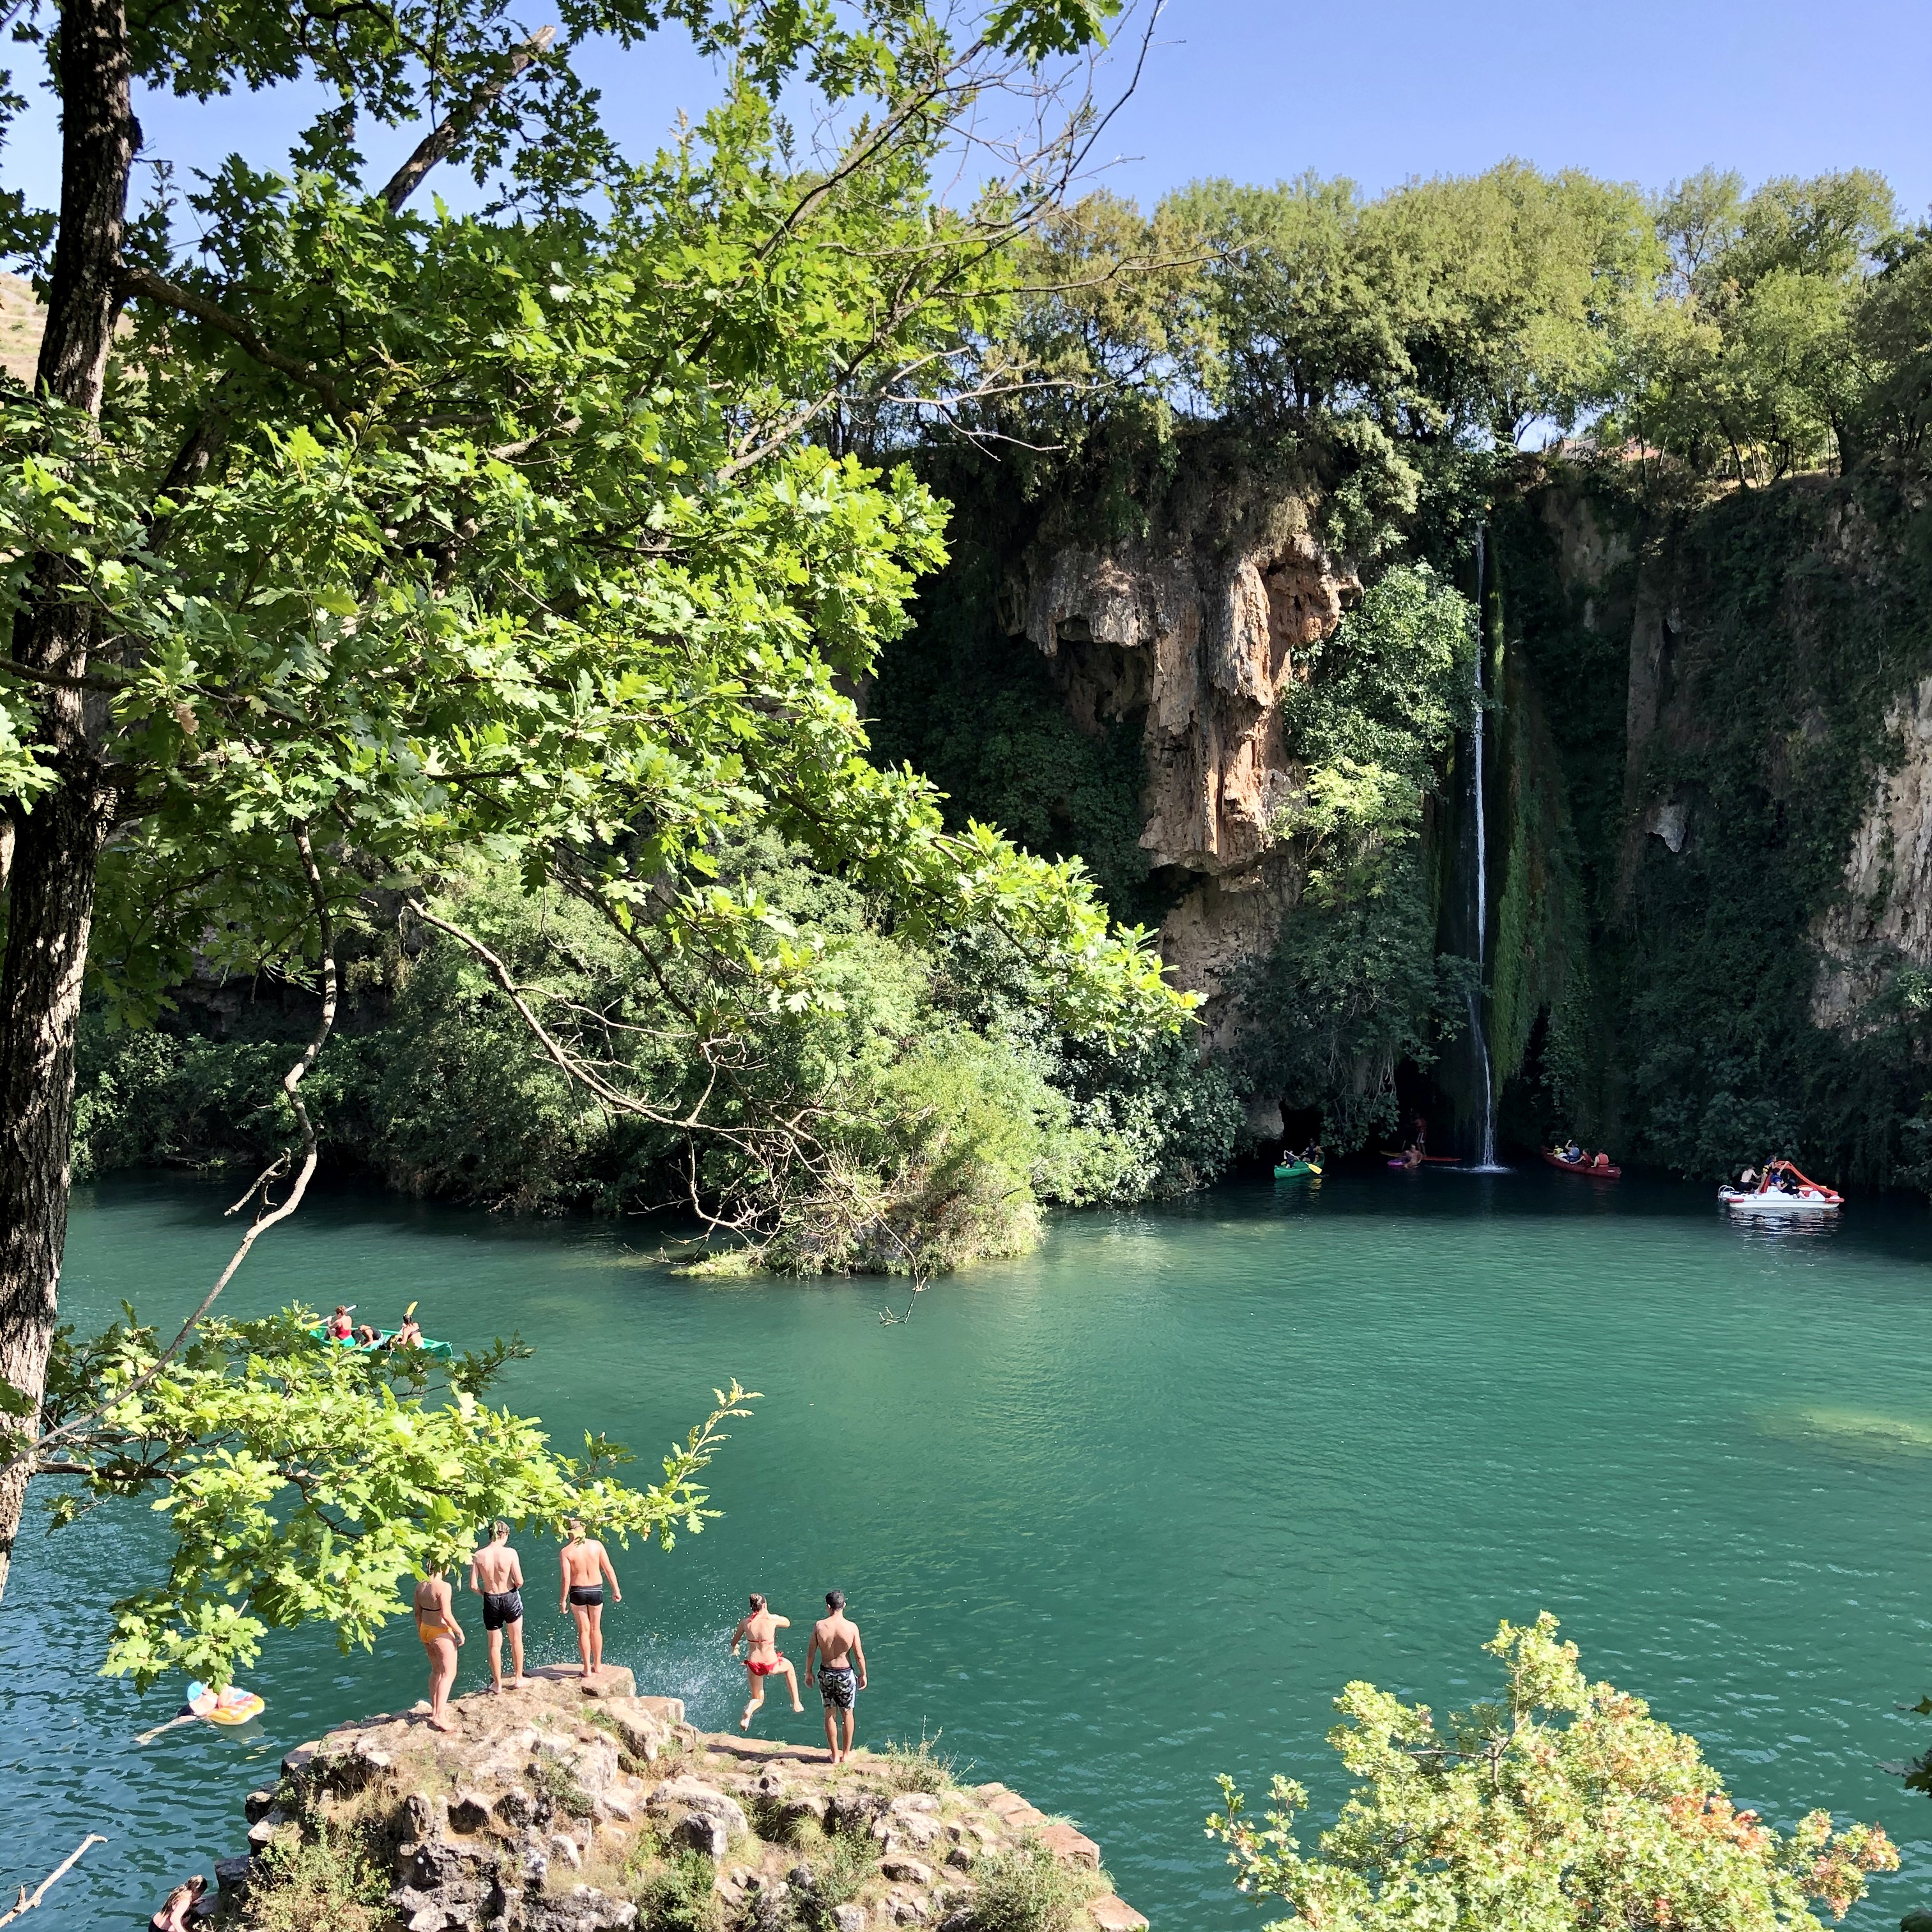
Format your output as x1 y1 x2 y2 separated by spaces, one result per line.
5 1170 1932 1927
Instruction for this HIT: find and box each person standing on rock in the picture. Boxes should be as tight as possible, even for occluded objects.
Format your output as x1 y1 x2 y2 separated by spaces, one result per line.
468 1521 528 1693
732 1592 805 1731
805 1590 866 1764
559 1518 621 1680
413 1568 464 1733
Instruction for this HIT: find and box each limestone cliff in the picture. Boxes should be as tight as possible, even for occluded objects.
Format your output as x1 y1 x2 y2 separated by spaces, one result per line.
1813 674 1932 1027
1015 511 1356 1064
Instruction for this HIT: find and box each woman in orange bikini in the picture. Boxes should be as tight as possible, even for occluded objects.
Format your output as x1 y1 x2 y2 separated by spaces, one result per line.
413 1568 464 1732
730 1592 804 1731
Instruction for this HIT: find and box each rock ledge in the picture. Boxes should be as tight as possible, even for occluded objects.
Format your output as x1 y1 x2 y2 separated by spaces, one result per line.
224 1666 1147 1932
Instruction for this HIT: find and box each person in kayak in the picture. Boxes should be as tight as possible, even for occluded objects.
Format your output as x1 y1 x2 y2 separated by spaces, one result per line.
1557 1140 1583 1163
327 1305 355 1340
392 1311 425 1348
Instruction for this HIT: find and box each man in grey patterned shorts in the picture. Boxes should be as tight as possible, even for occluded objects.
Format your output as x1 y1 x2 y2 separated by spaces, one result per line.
805 1590 867 1764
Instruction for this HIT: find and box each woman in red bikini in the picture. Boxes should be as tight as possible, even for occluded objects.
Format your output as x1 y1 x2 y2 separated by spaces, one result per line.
730 1592 804 1731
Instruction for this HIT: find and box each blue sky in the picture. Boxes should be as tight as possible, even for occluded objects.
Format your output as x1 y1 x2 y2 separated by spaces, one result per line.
4 0 1929 222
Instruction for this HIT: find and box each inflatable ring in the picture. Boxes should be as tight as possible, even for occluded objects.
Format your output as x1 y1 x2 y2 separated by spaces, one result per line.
205 1692 265 1726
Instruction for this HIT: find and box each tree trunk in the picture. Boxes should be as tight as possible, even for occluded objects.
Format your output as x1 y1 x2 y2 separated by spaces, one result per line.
0 0 135 1604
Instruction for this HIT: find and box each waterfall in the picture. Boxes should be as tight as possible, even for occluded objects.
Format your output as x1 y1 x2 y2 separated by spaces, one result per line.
1468 528 1500 1170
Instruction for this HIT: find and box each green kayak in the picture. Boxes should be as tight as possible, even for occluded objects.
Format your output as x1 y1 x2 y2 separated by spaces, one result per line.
310 1327 455 1362
1274 1160 1322 1180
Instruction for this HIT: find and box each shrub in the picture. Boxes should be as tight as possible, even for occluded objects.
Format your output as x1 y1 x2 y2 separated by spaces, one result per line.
792 1832 872 1932
877 1726 958 1795
528 1747 596 1819
967 1843 1107 1932
243 1821 389 1932
632 1848 725 1932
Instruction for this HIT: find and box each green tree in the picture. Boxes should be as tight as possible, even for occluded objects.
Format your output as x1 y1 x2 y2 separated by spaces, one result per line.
38 1309 755 1689
0 0 1192 1602
1619 169 1898 482
1209 1613 1898 1932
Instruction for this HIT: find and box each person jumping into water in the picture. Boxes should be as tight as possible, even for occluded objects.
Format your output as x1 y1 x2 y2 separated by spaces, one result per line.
805 1589 867 1764
413 1568 464 1732
469 1521 528 1693
559 1519 620 1679
731 1593 804 1730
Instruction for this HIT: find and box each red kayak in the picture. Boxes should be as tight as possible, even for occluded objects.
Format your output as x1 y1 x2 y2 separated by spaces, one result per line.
1543 1149 1620 1179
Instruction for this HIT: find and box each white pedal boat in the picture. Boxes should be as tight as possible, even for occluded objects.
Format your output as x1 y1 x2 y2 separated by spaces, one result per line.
1719 1160 1843 1215
1719 1186 1842 1215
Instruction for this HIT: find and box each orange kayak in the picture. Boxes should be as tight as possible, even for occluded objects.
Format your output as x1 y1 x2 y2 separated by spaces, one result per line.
1544 1150 1620 1179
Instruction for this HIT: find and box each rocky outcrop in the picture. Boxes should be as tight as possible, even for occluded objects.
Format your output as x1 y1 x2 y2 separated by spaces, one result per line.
220 1666 1145 1932
1813 673 1932 1027
1018 514 1356 1054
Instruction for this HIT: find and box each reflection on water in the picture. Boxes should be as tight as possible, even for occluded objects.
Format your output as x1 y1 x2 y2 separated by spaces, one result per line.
1720 1205 1847 1243
4 1169 1932 1929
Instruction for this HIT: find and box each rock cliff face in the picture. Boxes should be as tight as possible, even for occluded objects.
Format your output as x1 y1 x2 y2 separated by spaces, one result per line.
1813 674 1932 1027
1017 516 1356 1062
217 1666 1145 1932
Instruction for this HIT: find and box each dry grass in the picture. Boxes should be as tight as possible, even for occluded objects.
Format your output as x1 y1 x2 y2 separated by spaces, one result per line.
0 275 42 385
876 1726 958 1795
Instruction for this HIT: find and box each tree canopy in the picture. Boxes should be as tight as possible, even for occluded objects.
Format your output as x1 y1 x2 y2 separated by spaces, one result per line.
0 0 1179 1612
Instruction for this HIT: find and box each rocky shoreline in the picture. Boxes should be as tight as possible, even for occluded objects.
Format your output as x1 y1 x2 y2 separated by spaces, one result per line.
215 1666 1149 1932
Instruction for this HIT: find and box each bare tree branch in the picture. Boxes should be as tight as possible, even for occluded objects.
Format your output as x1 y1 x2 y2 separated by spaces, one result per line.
382 25 558 213
405 894 709 1127
0 1836 106 1926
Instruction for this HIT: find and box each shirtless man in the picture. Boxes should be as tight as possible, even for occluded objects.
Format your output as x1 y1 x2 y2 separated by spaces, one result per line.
804 1590 867 1764
412 1568 464 1732
468 1521 528 1692
730 1593 804 1731
558 1519 620 1680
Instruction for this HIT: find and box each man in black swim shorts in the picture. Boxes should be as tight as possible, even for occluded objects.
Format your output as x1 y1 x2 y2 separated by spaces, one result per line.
468 1521 527 1692
559 1518 621 1680
805 1590 868 1764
